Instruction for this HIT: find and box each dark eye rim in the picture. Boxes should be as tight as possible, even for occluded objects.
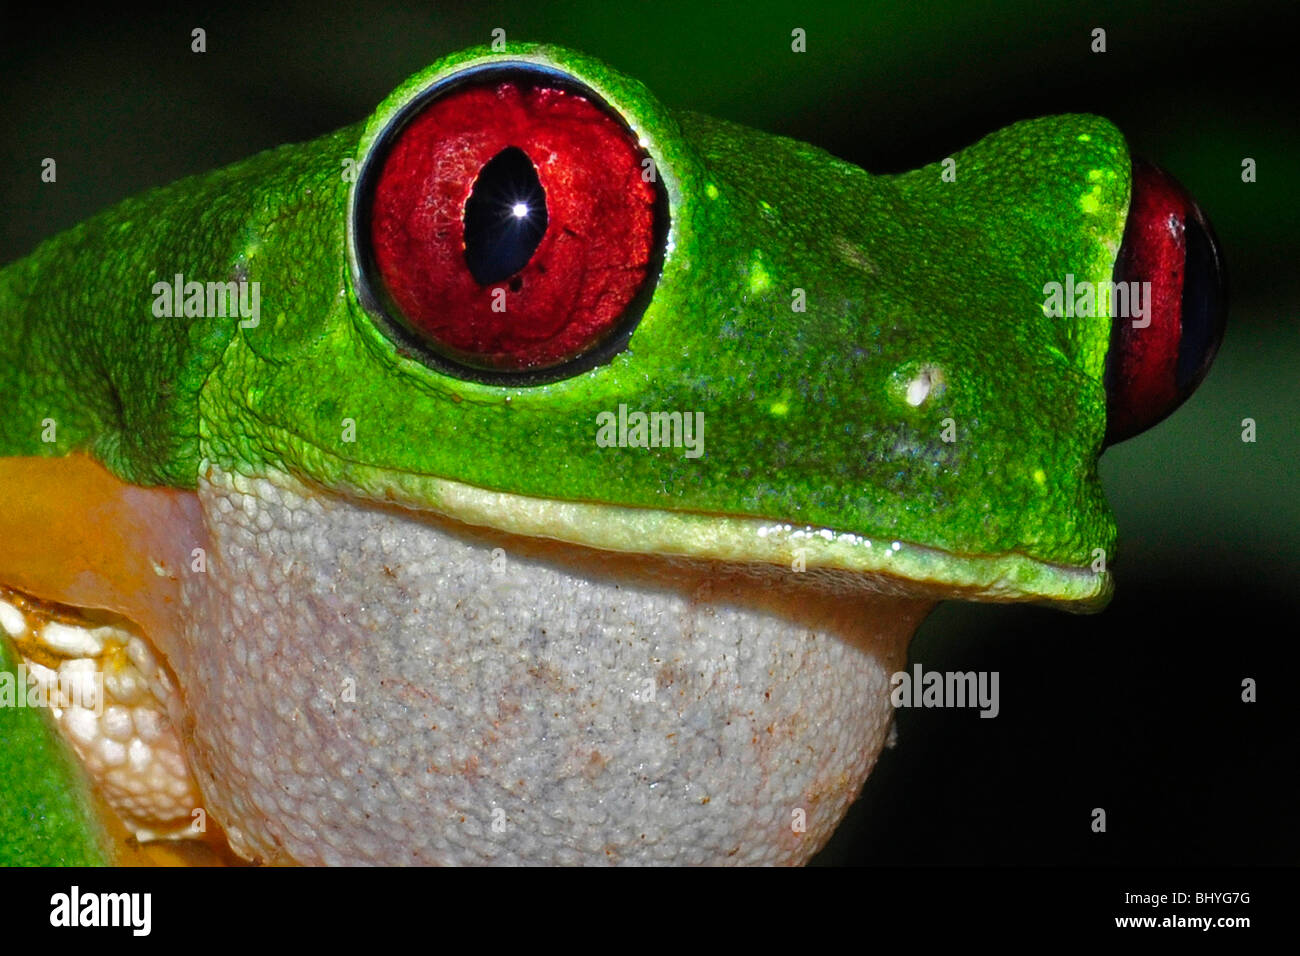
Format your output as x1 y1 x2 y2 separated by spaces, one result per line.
350 61 672 388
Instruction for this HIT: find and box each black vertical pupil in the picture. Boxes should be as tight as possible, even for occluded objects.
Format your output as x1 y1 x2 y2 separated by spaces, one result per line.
463 146 548 286
1174 214 1226 394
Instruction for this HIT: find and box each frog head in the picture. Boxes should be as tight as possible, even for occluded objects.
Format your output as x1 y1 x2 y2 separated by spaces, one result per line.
210 44 1224 608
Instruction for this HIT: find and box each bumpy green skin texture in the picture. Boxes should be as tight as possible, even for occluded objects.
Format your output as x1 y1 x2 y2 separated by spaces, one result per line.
0 131 367 485
0 640 111 865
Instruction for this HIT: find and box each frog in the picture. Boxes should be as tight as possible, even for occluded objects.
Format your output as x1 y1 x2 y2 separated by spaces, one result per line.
0 42 1226 866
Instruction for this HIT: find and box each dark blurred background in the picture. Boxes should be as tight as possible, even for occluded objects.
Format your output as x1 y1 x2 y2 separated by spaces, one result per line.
1 0 1295 865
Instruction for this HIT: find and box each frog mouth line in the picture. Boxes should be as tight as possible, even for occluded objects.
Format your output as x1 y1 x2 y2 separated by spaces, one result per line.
252 453 1113 610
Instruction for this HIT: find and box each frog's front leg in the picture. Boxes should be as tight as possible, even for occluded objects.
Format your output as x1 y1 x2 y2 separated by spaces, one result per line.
0 454 213 862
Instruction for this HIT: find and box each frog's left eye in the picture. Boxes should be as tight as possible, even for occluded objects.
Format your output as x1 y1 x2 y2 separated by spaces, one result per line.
351 63 668 384
1104 160 1227 444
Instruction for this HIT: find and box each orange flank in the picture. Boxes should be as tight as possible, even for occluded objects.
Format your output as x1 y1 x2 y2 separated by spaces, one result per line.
0 453 203 646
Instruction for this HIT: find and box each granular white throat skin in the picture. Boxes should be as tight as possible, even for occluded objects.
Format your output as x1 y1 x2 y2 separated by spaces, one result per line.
166 466 931 865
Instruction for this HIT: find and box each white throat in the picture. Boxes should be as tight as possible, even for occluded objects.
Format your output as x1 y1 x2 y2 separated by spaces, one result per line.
163 465 930 865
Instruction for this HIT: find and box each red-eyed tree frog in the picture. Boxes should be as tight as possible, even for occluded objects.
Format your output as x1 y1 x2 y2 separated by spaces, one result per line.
0 43 1225 865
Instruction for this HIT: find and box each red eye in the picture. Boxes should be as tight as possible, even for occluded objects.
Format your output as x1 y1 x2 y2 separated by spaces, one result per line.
1104 159 1227 444
354 65 668 383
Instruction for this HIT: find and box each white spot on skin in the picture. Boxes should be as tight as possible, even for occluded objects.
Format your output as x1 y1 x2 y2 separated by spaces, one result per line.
0 600 26 637
37 621 105 657
65 709 102 747
906 373 932 406
57 659 101 711
98 738 128 768
904 365 944 407
102 705 134 742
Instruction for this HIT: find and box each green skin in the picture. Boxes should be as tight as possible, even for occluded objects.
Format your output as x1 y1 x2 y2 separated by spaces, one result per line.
0 43 1128 864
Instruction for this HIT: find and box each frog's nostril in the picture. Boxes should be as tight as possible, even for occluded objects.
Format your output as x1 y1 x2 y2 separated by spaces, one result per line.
1103 159 1227 445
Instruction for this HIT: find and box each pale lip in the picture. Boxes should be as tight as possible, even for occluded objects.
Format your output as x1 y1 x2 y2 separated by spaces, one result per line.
309 458 1114 610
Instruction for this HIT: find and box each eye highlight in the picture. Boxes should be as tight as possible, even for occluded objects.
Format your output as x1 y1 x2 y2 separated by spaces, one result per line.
462 146 549 287
353 64 669 384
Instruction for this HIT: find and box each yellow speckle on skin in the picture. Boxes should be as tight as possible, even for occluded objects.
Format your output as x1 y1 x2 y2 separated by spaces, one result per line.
769 399 790 417
705 183 719 200
833 236 880 276
759 200 774 214
748 257 771 294
1087 169 1103 182
1079 185 1103 215
1032 468 1047 486
1077 133 1092 143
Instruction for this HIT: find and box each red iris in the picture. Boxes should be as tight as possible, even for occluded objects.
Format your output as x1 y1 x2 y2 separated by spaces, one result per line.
1105 160 1227 444
363 71 662 377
